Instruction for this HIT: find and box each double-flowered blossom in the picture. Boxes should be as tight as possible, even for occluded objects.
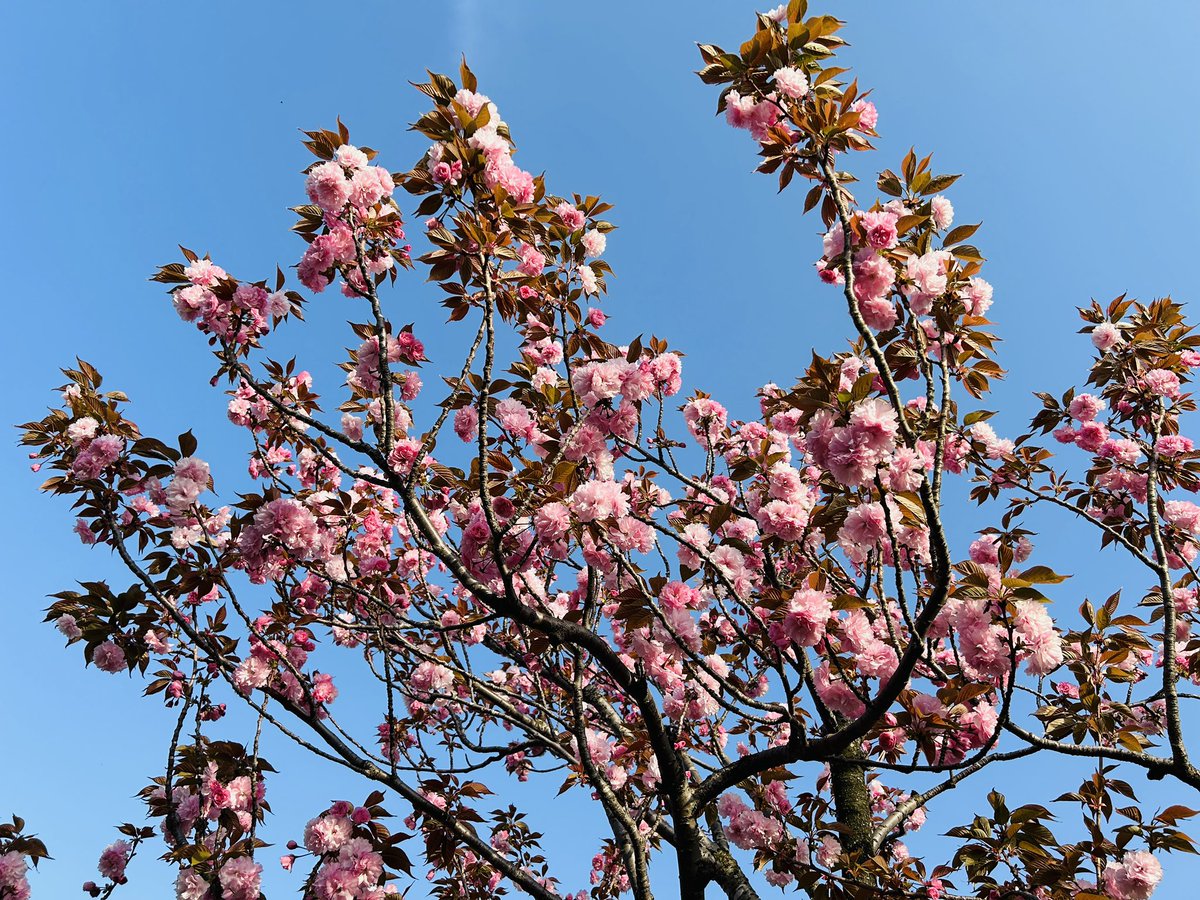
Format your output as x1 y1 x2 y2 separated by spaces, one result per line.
17 9 1195 900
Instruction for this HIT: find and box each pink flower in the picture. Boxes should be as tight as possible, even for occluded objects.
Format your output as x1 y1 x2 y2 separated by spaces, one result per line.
724 90 780 140
860 209 899 250
306 161 352 213
304 813 353 854
217 857 262 900
331 144 367 170
572 360 627 407
756 499 810 542
57 613 82 640
74 518 98 544
852 249 896 307
516 243 545 276
341 413 364 442
905 250 952 313
1068 393 1106 422
184 259 227 286
683 398 728 446
1014 601 1063 676
773 66 809 99
581 229 607 258
94 640 127 674
1142 368 1181 399
1103 851 1162 900
312 672 338 704
72 434 124 480
1075 420 1109 453
850 99 878 131
175 869 210 900
578 264 599 295
534 501 571 542
348 165 393 210
454 405 479 442
1165 500 1200 534
67 416 99 444
839 501 888 550
554 202 586 230
968 534 999 565
930 195 954 230
1158 434 1193 457
961 277 994 316
570 480 628 523
410 660 454 700
496 397 536 440
431 158 462 185
1092 321 1123 352
97 841 129 882
771 589 832 648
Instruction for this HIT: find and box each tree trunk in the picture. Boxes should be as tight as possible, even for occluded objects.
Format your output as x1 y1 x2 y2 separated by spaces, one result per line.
829 745 874 861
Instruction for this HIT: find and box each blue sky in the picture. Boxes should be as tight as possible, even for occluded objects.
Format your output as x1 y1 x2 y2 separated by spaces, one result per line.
3 1 1200 897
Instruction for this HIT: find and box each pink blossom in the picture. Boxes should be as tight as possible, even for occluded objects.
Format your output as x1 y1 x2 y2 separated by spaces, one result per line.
1075 421 1109 453
1142 368 1182 399
94 640 127 673
347 166 393 211
1014 600 1063 675
534 501 571 542
860 209 899 250
97 841 129 882
572 360 626 407
516 243 545 276
57 613 82 640
1092 321 1123 352
930 195 954 230
454 405 479 442
970 422 1015 459
578 264 599 295
755 499 810 542
1158 435 1193 457
554 202 586 230
961 277 994 316
773 66 809 99
581 229 607 258
570 480 628 523
852 249 896 311
1103 851 1163 900
306 161 352 213
305 813 353 854
74 518 98 544
839 501 888 551
1165 500 1200 533
683 398 728 446
72 434 124 480
67 416 99 444
968 534 999 565
771 589 832 648
905 250 952 312
175 869 209 900
184 259 227 286
850 99 877 131
1068 393 1106 422
724 90 780 140
496 397 536 441
333 144 368 170
218 856 262 900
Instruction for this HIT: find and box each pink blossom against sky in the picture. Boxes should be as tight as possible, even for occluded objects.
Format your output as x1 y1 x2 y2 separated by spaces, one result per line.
3 1 1200 896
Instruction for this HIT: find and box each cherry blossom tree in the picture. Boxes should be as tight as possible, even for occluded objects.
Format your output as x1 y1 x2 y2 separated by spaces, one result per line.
15 3 1200 899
